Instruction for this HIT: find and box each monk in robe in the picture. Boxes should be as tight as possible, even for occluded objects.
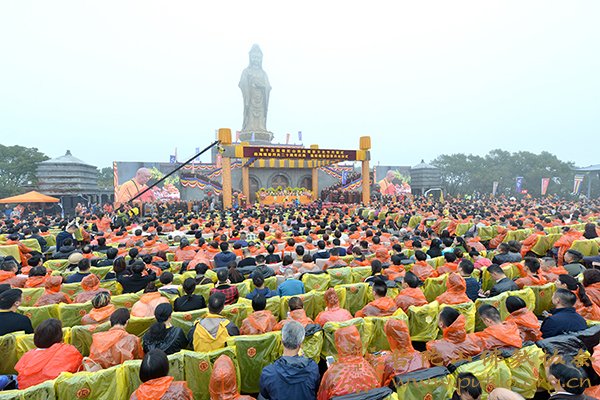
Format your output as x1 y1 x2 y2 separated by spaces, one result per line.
367 319 429 386
410 251 438 280
88 308 143 369
209 355 255 400
34 276 72 306
469 305 522 350
75 274 110 303
436 273 471 305
274 297 314 330
394 271 428 312
426 308 481 366
15 319 82 389
130 349 193 400
520 224 546 256
315 288 353 326
515 258 547 289
505 296 541 342
378 171 397 196
115 167 153 207
317 326 380 400
82 292 116 325
131 285 170 318
240 294 277 335
355 281 398 318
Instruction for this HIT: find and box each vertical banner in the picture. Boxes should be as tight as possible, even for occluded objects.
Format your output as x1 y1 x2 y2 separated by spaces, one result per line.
169 155 176 164
112 161 119 201
235 131 241 142
492 181 499 196
194 147 200 163
572 175 585 195
216 153 222 169
298 131 302 142
286 133 290 144
251 132 255 142
342 171 348 185
515 177 523 193
541 178 550 196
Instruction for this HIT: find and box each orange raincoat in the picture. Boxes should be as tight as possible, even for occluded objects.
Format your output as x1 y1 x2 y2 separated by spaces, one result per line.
355 296 398 318
315 289 353 326
131 292 170 318
584 343 600 398
130 376 193 400
82 304 116 325
554 230 583 266
469 322 523 350
435 273 471 305
394 287 428 312
426 314 481 366
209 355 255 400
274 309 314 330
34 276 72 306
15 343 83 389
89 326 143 368
505 308 542 342
317 326 380 400
585 282 600 309
368 319 429 386
410 261 437 281
75 274 110 303
520 231 545 256
240 310 277 335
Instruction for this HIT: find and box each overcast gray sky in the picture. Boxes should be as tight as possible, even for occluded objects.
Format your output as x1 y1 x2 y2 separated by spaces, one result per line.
1 1 598 169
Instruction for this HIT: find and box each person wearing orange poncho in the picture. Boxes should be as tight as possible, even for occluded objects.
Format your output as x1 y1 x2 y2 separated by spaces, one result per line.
436 252 459 275
0 259 27 288
540 257 568 283
210 355 255 400
130 349 192 400
34 276 72 306
520 223 546 257
488 226 508 250
435 273 471 305
74 274 110 303
553 227 583 267
367 319 429 386
322 248 348 270
240 294 277 335
514 258 547 289
174 238 198 262
410 251 438 280
556 274 600 321
315 288 353 326
505 296 542 342
583 269 600 309
88 308 143 369
3 234 33 267
384 255 406 281
23 266 48 288
274 297 314 330
469 305 522 350
317 325 380 400
82 292 116 325
426 308 481 366
394 272 428 312
131 283 170 318
355 281 398 318
15 318 83 389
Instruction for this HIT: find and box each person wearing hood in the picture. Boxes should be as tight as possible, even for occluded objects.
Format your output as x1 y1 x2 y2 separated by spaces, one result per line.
367 319 429 386
74 274 110 303
15 319 82 389
554 228 583 267
394 271 428 312
240 294 277 335
130 349 192 400
315 288 353 326
88 308 143 369
142 303 188 355
317 325 380 400
210 355 255 400
504 296 541 342
469 305 522 350
410 251 438 280
426 307 481 366
274 297 314 330
436 273 471 305
259 320 320 400
34 275 72 306
355 280 398 318
131 283 170 318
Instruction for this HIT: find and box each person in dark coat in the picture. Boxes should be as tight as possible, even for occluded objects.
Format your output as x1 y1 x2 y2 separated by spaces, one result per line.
487 265 519 297
142 303 187 355
541 289 588 339
117 261 157 294
259 320 320 400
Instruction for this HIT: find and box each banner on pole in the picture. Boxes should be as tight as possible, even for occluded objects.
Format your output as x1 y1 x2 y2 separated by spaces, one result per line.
572 175 585 195
515 177 523 193
342 171 348 185
298 131 302 141
541 178 550 196
286 133 290 144
492 181 499 196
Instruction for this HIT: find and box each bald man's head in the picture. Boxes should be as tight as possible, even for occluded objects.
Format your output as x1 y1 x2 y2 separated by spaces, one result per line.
135 168 152 185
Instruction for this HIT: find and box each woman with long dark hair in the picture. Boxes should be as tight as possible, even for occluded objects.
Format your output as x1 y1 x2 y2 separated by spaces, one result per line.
174 278 206 312
142 303 188 355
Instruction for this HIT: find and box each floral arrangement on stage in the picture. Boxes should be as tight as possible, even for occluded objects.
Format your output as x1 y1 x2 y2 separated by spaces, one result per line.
257 186 312 200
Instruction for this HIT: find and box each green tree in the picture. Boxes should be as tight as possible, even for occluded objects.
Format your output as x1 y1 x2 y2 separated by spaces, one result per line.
97 167 114 190
0 145 49 198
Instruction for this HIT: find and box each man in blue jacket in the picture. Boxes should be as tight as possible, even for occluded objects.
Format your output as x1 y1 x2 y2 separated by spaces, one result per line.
541 288 587 338
259 320 320 400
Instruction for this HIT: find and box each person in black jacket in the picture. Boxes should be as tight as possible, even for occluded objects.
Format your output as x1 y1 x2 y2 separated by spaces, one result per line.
0 286 34 336
485 264 519 297
117 261 156 294
547 362 595 399
142 303 187 355
541 289 587 339
174 278 206 312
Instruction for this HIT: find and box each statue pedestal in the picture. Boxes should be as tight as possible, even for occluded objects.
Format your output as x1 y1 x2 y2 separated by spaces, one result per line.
239 130 273 144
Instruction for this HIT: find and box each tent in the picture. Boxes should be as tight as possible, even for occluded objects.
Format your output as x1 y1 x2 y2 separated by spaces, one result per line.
0 191 59 204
